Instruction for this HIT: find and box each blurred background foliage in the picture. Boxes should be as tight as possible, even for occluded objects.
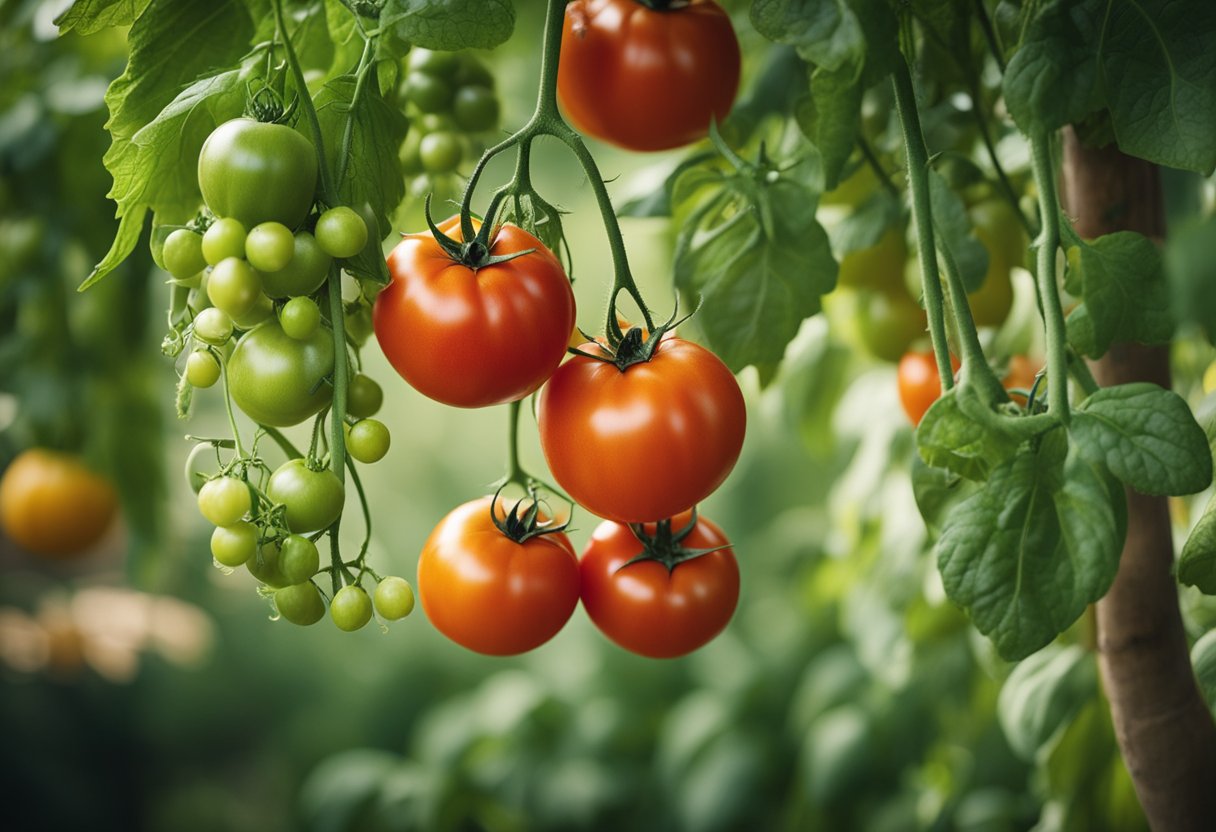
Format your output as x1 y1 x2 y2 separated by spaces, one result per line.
2 2 1215 831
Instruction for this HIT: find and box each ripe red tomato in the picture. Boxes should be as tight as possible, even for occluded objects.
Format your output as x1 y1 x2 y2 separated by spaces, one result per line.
374 216 576 408
538 336 745 523
580 512 739 658
417 496 580 655
0 449 118 557
557 0 741 151
898 351 960 426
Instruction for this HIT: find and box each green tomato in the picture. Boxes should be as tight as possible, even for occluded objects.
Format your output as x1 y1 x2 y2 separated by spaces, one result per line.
261 232 332 299
407 48 460 78
279 534 321 585
211 521 257 567
280 296 321 340
452 86 499 132
247 541 290 588
344 304 374 347
266 459 345 533
315 207 368 259
855 287 927 363
405 71 453 114
246 222 295 273
346 419 390 464
968 199 1024 329
185 350 221 388
193 307 234 345
207 257 263 318
275 582 325 625
227 320 334 427
419 131 462 174
232 292 275 330
347 374 383 418
198 118 317 229
453 54 494 89
837 226 907 292
374 576 415 621
163 229 207 279
330 585 373 632
198 476 251 526
399 131 423 176
202 218 247 266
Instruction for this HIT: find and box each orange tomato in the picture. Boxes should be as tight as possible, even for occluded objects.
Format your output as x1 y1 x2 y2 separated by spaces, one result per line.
0 449 118 557
898 351 961 426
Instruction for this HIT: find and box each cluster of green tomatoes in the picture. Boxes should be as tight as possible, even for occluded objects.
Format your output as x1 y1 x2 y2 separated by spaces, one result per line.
160 116 411 632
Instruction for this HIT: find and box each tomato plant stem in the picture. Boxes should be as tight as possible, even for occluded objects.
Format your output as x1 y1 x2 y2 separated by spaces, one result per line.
892 59 955 391
1029 133 1070 424
335 36 376 194
217 352 248 459
272 0 337 207
344 455 372 566
503 399 525 486
327 268 348 484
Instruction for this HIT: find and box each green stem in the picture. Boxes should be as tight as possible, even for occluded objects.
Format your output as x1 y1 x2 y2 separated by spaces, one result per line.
217 352 248 459
334 36 377 195
272 0 337 206
344 454 373 564
327 267 349 482
857 136 899 199
503 399 526 486
973 0 1007 72
1067 347 1100 397
1029 133 1071 423
965 77 1035 236
935 235 995 386
892 59 954 390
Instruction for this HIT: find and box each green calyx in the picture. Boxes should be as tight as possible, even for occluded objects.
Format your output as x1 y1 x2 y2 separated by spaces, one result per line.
568 298 694 372
245 84 297 126
490 487 570 545
423 195 535 271
620 509 728 574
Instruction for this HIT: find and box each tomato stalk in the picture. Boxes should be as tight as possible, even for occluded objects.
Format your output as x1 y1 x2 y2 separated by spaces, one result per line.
216 350 248 460
1029 133 1071 424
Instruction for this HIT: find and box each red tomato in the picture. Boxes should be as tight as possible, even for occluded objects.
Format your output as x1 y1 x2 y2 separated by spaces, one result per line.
417 496 580 655
898 351 960 426
580 512 739 658
374 217 576 408
557 0 741 151
538 337 746 523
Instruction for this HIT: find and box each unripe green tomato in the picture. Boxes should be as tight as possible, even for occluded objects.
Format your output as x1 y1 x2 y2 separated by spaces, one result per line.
418 113 455 133
197 476 251 526
347 374 383 418
193 307 234 345
201 218 247 265
405 71 453 113
345 304 375 346
246 222 295 273
330 585 373 631
247 541 289 588
163 229 208 279
407 47 460 78
836 226 908 292
400 130 424 175
266 459 345 533
452 85 499 132
279 534 320 585
211 521 257 567
855 287 927 364
227 320 334 426
346 419 390 464
419 131 462 174
275 582 325 625
315 207 368 259
207 257 262 318
261 232 332 299
232 292 275 330
280 296 321 340
185 350 221 388
374 576 415 620
453 54 494 89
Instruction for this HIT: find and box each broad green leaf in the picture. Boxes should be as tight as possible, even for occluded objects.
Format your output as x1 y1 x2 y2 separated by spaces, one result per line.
1064 230 1173 358
1071 383 1212 496
997 645 1097 760
828 189 901 258
1002 1 1102 134
928 170 988 292
313 77 409 285
910 455 978 538
916 388 1019 481
795 63 862 191
749 0 864 73
79 206 147 291
1165 215 1216 344
1192 629 1216 712
55 0 154 34
381 0 515 51
1179 493 1216 594
937 432 1125 660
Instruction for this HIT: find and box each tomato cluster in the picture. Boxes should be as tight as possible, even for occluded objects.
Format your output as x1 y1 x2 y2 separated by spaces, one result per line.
162 117 413 631
398 50 502 198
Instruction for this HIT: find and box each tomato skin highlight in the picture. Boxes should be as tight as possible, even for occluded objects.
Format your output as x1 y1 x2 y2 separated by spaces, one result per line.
538 337 745 523
374 217 575 408
580 513 739 659
0 449 118 557
417 496 580 656
557 0 741 152
198 119 318 230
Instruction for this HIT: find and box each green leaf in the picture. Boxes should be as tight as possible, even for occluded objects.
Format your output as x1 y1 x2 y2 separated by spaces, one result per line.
673 162 836 373
911 455 978 538
916 388 1019 481
381 0 515 51
750 0 864 73
1191 629 1216 712
56 0 154 34
794 62 862 191
928 170 988 292
828 189 901 258
1166 215 1216 344
997 645 1097 761
937 432 1126 660
1004 0 1216 173
79 207 147 291
1071 383 1212 496
1179 493 1216 594
1064 230 1173 358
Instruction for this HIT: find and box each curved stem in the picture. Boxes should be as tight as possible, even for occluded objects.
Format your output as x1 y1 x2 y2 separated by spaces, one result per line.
344 454 372 564
217 352 247 459
335 36 377 194
857 136 899 198
502 399 526 486
1029 133 1070 423
272 0 337 206
892 59 954 391
327 267 349 482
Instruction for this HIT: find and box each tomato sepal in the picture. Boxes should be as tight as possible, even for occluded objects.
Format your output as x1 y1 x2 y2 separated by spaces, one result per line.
621 508 732 573
422 196 535 271
489 487 571 544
